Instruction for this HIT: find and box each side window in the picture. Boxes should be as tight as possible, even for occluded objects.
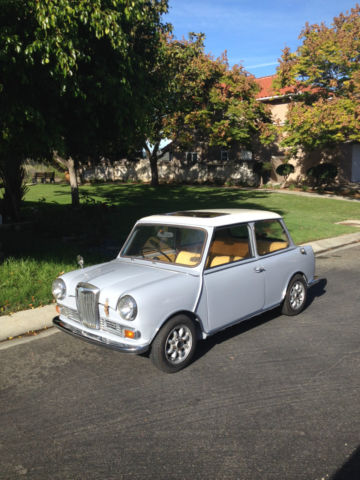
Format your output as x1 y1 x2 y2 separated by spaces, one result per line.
206 224 252 269
255 219 289 256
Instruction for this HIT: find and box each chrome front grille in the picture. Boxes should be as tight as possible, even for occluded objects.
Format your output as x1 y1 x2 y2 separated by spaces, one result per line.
76 283 100 330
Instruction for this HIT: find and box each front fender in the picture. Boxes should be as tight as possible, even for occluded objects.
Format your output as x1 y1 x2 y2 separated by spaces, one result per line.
131 274 202 345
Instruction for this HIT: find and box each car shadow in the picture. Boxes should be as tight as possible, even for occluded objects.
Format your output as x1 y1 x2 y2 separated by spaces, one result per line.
330 445 360 480
193 278 328 364
193 307 282 362
307 277 327 307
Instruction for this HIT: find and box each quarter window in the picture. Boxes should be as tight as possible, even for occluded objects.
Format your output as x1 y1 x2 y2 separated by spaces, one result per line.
254 219 289 256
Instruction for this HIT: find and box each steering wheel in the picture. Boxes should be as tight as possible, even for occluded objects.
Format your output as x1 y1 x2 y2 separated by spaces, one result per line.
140 246 172 262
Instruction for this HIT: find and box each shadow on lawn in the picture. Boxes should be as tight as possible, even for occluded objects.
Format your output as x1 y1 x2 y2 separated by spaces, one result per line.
5 184 285 263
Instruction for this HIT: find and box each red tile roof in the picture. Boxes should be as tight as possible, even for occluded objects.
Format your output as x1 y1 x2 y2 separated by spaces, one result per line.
255 75 293 99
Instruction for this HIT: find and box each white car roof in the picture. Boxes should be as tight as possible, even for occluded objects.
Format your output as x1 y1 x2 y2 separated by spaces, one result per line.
137 209 281 228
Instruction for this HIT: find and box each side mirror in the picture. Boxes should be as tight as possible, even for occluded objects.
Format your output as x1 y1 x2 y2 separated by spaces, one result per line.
77 255 84 269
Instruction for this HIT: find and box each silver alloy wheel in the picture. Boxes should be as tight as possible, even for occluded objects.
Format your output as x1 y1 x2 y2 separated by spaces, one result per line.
165 324 193 365
289 280 306 310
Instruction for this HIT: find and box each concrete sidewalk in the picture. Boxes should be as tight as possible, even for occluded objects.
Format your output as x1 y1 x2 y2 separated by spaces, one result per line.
1 231 360 343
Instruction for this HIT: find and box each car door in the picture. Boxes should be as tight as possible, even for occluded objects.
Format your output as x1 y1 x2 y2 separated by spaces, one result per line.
202 224 265 333
253 219 295 309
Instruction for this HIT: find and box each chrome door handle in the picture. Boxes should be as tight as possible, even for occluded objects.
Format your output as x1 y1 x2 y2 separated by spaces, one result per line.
255 266 266 273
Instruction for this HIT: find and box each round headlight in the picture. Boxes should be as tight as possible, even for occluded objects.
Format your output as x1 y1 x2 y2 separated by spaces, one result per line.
117 295 137 321
52 278 66 300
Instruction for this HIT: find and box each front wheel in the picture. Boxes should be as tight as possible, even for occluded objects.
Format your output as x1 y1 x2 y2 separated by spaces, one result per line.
282 274 308 316
150 315 197 373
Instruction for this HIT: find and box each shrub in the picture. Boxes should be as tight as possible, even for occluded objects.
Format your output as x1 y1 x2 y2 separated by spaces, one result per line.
276 163 295 178
306 163 338 187
253 161 272 185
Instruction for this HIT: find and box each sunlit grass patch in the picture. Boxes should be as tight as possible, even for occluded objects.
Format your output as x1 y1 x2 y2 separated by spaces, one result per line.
0 257 68 315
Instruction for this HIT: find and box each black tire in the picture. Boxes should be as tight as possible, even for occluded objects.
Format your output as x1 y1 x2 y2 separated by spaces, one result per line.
282 274 308 316
150 314 197 373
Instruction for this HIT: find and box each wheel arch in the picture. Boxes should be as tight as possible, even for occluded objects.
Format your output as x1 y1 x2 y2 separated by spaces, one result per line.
281 270 308 301
151 309 204 345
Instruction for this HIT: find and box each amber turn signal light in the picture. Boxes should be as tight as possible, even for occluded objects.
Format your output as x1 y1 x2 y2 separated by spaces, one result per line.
124 329 135 339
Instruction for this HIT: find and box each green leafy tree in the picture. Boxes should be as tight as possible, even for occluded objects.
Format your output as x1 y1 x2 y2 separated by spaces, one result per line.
275 5 360 154
0 0 168 218
164 50 275 161
142 33 206 186
142 34 275 186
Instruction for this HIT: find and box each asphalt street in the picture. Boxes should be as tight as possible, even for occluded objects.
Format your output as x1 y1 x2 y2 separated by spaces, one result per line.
1 245 360 480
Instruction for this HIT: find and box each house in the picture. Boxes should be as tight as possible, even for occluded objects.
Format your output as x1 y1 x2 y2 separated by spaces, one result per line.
81 75 359 185
81 145 257 186
254 75 360 184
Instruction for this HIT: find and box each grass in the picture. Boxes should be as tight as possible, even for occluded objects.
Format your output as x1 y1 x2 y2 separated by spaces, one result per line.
1 182 360 316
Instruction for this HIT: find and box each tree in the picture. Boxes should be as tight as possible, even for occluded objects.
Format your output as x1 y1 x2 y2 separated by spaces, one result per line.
144 34 276 185
0 0 60 221
165 50 276 154
0 0 169 217
275 5 360 154
142 33 206 186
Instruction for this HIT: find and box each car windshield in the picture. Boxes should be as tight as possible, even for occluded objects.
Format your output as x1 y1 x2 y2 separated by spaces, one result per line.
121 224 206 267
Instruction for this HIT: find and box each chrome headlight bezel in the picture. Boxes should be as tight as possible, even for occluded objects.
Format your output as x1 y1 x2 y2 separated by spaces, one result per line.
52 278 66 301
117 295 138 321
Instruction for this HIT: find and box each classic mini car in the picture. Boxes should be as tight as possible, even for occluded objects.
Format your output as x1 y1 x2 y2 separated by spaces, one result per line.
53 209 317 373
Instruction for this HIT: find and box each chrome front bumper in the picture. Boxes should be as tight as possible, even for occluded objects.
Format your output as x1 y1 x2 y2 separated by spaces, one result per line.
53 316 149 354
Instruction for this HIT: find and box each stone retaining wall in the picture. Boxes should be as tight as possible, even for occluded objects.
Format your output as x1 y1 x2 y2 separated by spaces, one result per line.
81 157 258 186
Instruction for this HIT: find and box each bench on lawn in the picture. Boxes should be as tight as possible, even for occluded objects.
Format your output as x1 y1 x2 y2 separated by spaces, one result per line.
33 171 55 183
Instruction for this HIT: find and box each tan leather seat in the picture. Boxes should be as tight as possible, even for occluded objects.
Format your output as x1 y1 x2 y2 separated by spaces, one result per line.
175 251 201 266
256 240 288 255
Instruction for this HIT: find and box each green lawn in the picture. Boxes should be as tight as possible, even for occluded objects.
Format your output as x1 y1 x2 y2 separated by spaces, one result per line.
1 182 360 316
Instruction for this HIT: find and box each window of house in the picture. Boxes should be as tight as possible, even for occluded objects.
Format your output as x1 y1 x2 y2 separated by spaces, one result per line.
221 150 229 162
254 219 289 256
206 224 252 269
186 152 198 164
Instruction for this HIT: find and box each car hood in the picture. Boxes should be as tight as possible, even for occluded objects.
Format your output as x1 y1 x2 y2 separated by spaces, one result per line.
61 259 191 309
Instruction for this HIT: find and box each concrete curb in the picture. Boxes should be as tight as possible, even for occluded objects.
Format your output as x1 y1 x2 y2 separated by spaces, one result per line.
1 232 360 343
301 231 360 254
0 304 55 342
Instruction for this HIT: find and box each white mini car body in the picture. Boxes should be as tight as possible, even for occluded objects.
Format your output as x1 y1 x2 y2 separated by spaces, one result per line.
53 209 317 372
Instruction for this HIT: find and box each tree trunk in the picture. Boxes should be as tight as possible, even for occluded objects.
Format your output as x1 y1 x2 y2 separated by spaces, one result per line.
0 157 25 222
67 157 80 207
145 141 160 187
150 154 159 186
53 152 79 206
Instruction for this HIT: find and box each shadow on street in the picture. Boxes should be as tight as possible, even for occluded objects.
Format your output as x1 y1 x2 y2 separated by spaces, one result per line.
193 278 328 364
331 445 360 480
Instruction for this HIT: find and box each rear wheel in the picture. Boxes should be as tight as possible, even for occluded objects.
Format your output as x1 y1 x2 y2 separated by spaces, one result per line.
150 315 197 373
282 274 307 316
